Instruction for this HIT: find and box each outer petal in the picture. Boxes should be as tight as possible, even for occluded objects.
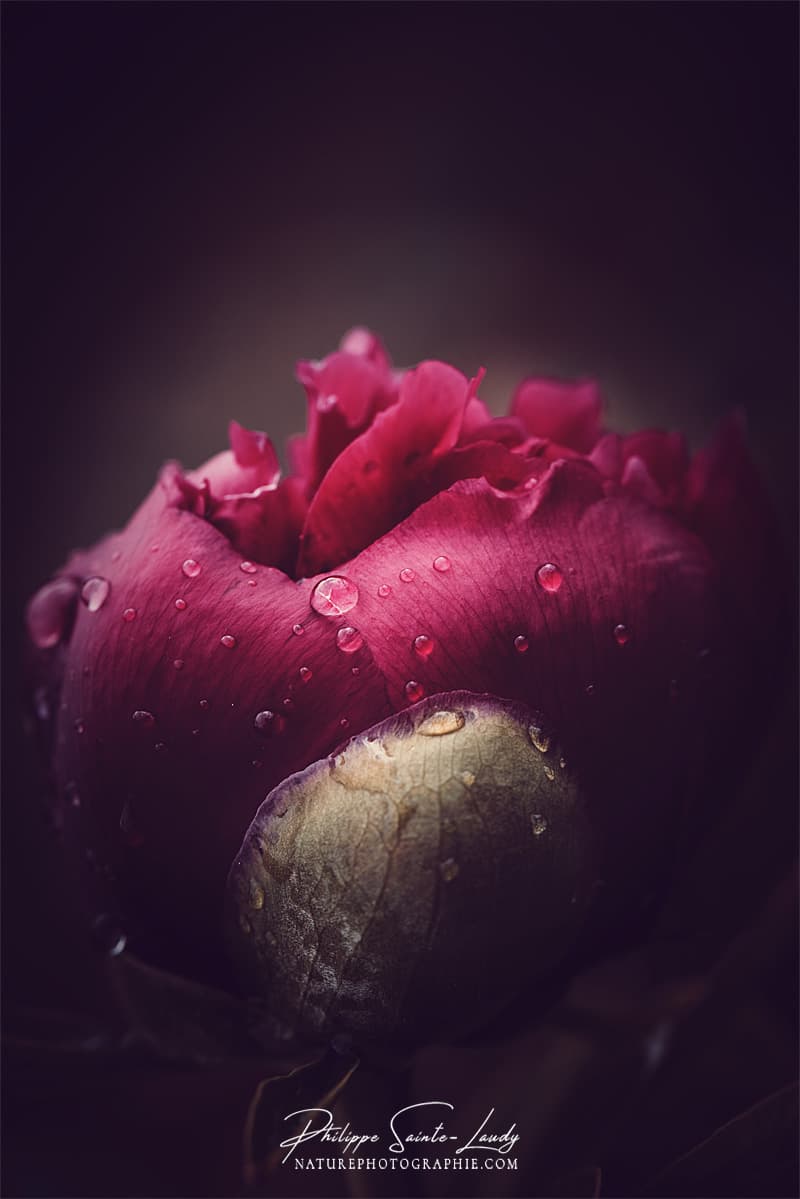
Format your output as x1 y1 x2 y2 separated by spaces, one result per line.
296 361 471 575
512 377 603 453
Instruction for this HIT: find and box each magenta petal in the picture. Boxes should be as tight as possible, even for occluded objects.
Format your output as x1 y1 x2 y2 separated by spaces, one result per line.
188 423 280 500
208 476 307 572
621 454 666 507
512 377 603 453
622 429 688 497
26 577 80 649
297 361 471 575
339 326 391 371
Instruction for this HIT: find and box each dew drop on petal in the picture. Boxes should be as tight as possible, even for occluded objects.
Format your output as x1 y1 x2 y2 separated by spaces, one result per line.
80 576 111 612
316 393 338 413
199 699 209 710
299 666 313 684
246 578 257 587
351 666 360 676
132 710 155 727
418 710 465 737
282 697 295 712
514 634 529 654
461 770 475 787
336 626 364 654
529 724 551 753
404 680 425 703
181 559 202 579
173 659 184 671
531 814 548 837
433 555 451 573
192 728 201 736
413 634 435 658
240 561 257 574
585 683 596 697
251 759 263 769
377 584 392 599
154 742 167 752
74 719 86 735
175 598 187 611
122 607 137 623
26 578 79 648
92 914 127 957
544 764 556 781
340 717 349 729
613 623 631 646
311 575 359 617
439 858 460 882
292 623 305 636
559 755 567 770
399 567 416 583
220 634 236 649
536 563 562 593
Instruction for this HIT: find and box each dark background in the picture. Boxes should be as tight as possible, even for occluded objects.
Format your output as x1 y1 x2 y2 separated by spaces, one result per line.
2 3 797 1197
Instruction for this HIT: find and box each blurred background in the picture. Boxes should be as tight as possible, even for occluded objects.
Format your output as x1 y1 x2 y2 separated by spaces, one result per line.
2 3 797 1197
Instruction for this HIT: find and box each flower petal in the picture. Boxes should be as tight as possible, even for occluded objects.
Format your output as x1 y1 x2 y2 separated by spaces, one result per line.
512 377 603 453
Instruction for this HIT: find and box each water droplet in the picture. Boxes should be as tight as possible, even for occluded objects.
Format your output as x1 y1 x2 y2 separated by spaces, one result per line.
585 683 596 697
282 697 295 712
310 575 359 617
80 576 111 612
418 710 465 737
154 742 166 752
340 717 350 729
255 710 285 738
399 567 416 583
536 563 563 593
299 666 313 684
404 680 425 703
150 544 160 553
433 555 451 573
559 755 567 770
251 758 263 768
514 634 529 653
175 598 187 611
246 578 257 587
181 559 202 579
249 880 265 909
121 607 137 623
461 770 475 786
92 914 126 957
132 710 155 727
543 764 556 781
351 665 360 676
74 719 86 735
439 858 460 882
336 626 364 654
173 659 184 671
199 699 209 710
529 724 551 753
26 578 79 648
220 634 236 649
120 800 144 848
292 622 305 636
413 634 435 658
316 393 338 413
613 623 631 646
240 560 257 574
531 814 548 837
377 584 392 598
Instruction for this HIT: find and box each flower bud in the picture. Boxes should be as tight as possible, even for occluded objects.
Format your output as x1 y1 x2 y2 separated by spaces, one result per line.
226 691 601 1046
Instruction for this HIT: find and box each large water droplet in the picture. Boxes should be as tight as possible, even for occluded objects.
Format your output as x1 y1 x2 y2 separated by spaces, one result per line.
529 724 551 753
299 666 312 684
336 626 364 654
399 568 416 583
122 607 137 623
81 577 111 613
310 575 359 616
514 634 529 654
220 634 236 649
418 710 465 737
433 555 451 573
439 858 460 882
181 559 202 579
404 680 425 703
175 598 187 611
92 914 126 957
613 623 631 646
240 561 257 574
536 563 562 593
27 578 79 648
413 634 435 658
531 814 548 837
132 710 155 727
255 710 285 736
377 584 392 598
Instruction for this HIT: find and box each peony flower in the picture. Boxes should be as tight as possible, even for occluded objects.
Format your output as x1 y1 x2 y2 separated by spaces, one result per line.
26 328 780 1040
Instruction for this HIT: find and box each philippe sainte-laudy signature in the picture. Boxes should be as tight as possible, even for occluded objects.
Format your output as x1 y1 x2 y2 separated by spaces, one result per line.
279 1101 520 1164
